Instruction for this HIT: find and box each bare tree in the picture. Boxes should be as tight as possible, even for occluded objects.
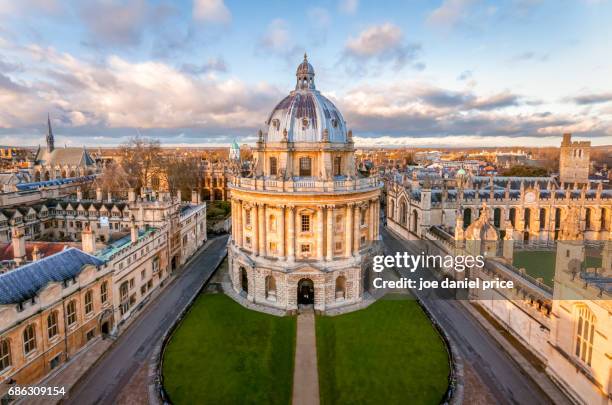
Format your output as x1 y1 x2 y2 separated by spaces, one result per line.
160 156 202 201
120 136 162 190
95 161 132 196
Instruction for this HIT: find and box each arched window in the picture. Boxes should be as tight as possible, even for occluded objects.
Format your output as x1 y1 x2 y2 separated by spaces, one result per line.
120 282 129 315
389 200 395 220
412 209 419 233
84 290 93 315
585 208 592 230
335 276 346 300
299 157 312 177
400 200 407 226
333 156 342 177
265 275 276 300
464 208 472 228
602 208 609 231
23 325 36 354
269 215 276 232
509 208 515 228
555 208 562 229
240 267 248 293
66 300 77 325
524 208 531 229
575 305 595 366
493 208 501 228
0 339 11 371
539 208 546 230
269 157 278 176
47 311 58 339
100 282 108 304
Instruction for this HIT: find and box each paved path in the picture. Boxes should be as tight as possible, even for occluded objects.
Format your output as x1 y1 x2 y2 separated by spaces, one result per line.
63 235 229 405
292 309 320 405
382 228 570 405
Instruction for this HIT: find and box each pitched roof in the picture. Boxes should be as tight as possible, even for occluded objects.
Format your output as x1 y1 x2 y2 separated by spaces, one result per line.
0 248 104 305
35 147 95 167
0 242 75 262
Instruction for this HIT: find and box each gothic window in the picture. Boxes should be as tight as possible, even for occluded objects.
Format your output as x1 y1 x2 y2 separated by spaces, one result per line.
400 201 407 226
0 339 10 371
23 325 36 354
66 300 77 326
269 157 278 176
389 200 395 220
84 290 93 315
585 208 592 230
301 214 311 232
100 282 108 304
47 311 58 339
299 157 312 177
539 208 546 230
575 305 595 366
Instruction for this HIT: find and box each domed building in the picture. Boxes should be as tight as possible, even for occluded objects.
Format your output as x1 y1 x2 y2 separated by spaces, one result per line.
228 54 382 312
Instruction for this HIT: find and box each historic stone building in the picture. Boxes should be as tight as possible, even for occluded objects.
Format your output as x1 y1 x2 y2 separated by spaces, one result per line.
30 116 99 182
386 134 611 243
228 55 382 312
560 133 590 184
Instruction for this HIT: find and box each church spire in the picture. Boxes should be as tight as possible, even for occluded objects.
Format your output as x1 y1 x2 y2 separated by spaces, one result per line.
46 113 54 153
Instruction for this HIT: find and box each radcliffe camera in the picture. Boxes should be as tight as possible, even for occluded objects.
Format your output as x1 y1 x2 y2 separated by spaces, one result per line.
0 1 610 405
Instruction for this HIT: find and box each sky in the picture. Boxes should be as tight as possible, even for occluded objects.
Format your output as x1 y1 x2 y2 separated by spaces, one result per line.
0 0 611 148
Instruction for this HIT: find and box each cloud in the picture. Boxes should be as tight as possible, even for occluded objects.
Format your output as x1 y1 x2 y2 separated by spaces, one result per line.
570 92 612 105
0 43 281 144
457 70 472 81
181 57 228 74
427 0 476 28
257 18 302 59
308 7 331 28
339 0 358 14
193 0 231 23
334 81 609 140
510 51 549 62
343 23 422 71
78 0 151 47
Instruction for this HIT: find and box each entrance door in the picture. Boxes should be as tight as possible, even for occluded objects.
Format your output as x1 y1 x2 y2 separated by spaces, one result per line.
297 278 314 305
101 321 109 335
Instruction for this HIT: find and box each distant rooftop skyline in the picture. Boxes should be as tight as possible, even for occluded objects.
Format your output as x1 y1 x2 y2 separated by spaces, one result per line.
0 0 611 147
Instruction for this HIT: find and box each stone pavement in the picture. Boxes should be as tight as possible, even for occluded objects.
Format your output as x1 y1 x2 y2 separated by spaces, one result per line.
460 300 572 405
292 309 320 405
18 337 112 405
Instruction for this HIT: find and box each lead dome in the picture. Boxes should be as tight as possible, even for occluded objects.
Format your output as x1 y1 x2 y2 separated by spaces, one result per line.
264 54 348 143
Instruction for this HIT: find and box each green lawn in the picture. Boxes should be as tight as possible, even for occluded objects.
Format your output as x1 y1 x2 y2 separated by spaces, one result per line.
316 296 450 405
513 251 602 287
162 294 296 404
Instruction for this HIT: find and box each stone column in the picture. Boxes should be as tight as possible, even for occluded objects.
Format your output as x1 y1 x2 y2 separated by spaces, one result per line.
279 205 285 259
259 203 266 256
354 205 361 253
369 200 375 242
253 203 259 256
345 203 353 257
288 205 295 261
326 205 333 261
317 206 324 260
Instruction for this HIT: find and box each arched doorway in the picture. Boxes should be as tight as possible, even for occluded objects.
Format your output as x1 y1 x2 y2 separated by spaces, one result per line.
297 278 314 305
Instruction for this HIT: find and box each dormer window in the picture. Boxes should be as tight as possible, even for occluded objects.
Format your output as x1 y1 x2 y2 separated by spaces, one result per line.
302 118 309 129
272 119 280 130
331 118 338 128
